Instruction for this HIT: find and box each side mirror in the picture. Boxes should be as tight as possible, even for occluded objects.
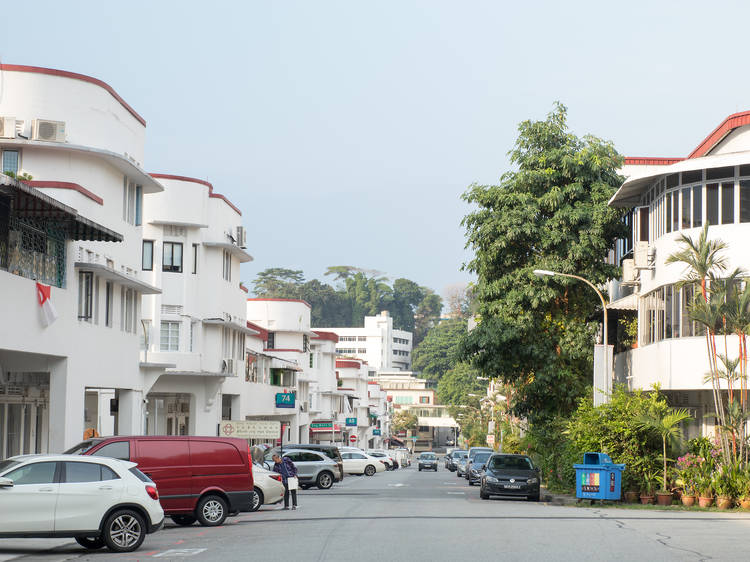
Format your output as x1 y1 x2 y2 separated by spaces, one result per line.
0 477 14 488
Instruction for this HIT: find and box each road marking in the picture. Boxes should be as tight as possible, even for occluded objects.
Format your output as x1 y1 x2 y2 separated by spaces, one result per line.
447 491 465 495
387 483 409 487
154 548 207 557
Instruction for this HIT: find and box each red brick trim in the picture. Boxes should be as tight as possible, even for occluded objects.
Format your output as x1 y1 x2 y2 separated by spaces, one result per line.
149 173 242 216
0 64 146 127
336 360 362 369
246 321 268 341
23 180 103 205
624 157 685 166
689 111 750 159
313 330 339 343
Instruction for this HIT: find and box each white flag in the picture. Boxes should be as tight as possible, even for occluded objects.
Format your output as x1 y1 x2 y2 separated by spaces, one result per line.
36 282 58 327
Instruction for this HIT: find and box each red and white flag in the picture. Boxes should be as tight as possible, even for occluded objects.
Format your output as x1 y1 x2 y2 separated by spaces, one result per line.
36 282 58 327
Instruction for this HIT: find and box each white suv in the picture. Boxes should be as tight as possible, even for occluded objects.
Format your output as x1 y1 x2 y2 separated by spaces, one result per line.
0 454 164 553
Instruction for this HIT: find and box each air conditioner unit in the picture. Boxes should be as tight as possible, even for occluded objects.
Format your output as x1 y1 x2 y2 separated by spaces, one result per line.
622 259 637 283
633 241 652 270
225 358 235 375
32 119 66 142
0 117 16 139
236 226 247 249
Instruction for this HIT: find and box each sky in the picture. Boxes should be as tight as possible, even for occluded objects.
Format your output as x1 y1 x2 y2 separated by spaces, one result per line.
4 1 750 298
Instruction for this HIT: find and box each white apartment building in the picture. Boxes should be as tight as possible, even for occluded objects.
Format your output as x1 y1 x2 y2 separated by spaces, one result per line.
335 358 379 448
322 311 413 371
610 110 750 439
140 174 252 436
308 330 349 445
0 64 166 457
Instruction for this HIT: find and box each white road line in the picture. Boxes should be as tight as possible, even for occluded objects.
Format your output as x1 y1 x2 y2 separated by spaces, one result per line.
447 491 466 495
154 548 208 557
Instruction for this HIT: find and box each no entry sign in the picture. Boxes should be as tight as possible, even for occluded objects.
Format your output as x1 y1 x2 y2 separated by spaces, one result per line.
349 435 357 443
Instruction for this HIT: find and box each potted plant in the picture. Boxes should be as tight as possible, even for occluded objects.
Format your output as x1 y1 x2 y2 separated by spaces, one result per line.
676 453 699 507
697 475 714 508
714 464 738 510
655 473 674 506
640 470 658 505
736 470 750 510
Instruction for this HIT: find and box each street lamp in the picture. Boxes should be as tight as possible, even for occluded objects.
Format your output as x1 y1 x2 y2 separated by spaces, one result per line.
533 269 611 405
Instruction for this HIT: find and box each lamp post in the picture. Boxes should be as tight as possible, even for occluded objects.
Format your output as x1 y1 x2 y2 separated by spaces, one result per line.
533 269 611 405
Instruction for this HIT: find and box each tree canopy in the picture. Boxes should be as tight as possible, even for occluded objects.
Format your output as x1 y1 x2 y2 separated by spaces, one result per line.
460 103 627 423
412 319 467 380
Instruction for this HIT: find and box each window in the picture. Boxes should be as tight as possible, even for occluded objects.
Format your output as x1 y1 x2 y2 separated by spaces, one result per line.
665 193 672 233
142 240 154 271
63 462 119 483
5 462 57 485
638 207 649 242
2 150 19 175
358 336 366 342
267 332 275 350
721 182 734 224
160 321 180 351
419 396 430 404
682 170 702 184
163 242 183 272
91 441 130 461
135 185 142 226
78 271 93 321
192 243 198 274
302 334 309 352
681 188 691 229
740 180 750 223
309 353 314 368
706 183 719 225
692 185 702 228
122 179 142 225
222 249 231 281
121 288 137 333
104 281 113 327
707 166 734 181
672 191 679 232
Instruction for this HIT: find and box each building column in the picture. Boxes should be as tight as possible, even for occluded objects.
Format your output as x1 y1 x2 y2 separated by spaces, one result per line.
117 389 144 436
49 358 84 452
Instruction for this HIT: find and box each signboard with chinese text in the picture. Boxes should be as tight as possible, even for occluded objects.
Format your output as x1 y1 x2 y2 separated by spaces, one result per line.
219 420 281 440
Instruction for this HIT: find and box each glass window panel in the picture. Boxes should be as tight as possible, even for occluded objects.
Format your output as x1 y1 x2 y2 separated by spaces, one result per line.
682 170 703 184
672 191 679 231
666 194 672 233
740 165 750 177
2 150 19 174
639 207 649 242
665 286 672 339
706 183 719 225
693 185 702 227
666 174 679 189
64 462 103 483
740 180 750 223
706 166 734 180
721 182 734 224
681 188 691 229
173 243 182 269
142 241 153 271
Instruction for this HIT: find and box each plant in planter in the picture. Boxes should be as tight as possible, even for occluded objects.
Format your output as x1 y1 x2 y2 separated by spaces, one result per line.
640 469 659 504
737 470 750 510
676 453 701 506
713 463 739 510
622 471 640 503
655 473 674 506
697 474 714 508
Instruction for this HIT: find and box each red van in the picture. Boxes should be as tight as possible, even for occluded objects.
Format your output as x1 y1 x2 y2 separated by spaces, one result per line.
65 436 253 527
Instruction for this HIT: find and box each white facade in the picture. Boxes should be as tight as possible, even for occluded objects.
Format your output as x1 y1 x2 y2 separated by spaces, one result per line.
322 311 413 371
0 65 165 457
140 174 252 436
609 111 750 439
335 358 380 448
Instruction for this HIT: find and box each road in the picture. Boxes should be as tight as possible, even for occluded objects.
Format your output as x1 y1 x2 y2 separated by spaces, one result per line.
2 464 750 561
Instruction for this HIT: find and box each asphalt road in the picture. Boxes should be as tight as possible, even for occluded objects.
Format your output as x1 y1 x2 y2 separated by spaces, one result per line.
3 464 750 561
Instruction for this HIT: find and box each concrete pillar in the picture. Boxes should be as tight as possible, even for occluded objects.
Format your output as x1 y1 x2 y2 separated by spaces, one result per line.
48 358 85 452
117 389 143 436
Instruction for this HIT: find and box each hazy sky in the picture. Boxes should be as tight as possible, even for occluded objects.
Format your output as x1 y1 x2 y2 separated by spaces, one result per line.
4 1 750 297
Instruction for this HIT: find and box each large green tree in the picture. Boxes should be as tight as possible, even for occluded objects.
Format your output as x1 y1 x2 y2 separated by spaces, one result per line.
460 103 627 423
437 362 486 405
412 319 467 380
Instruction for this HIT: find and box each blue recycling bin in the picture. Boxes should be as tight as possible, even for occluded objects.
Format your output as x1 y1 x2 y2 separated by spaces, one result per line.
574 452 625 501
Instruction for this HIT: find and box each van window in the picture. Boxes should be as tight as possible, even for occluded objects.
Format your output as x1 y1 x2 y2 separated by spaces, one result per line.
137 439 190 466
91 441 130 461
190 441 243 466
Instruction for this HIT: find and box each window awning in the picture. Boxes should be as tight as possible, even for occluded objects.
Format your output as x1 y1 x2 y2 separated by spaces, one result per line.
607 293 638 311
74 262 160 294
202 241 253 263
1 175 123 242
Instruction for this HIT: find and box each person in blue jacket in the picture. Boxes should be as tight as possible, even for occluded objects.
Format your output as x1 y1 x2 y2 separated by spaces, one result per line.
272 453 299 510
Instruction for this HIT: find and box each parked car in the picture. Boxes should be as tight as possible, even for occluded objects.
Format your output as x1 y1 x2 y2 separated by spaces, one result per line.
455 453 469 477
446 449 467 472
250 463 284 511
264 449 340 489
66 435 254 527
0 454 164 553
467 451 493 485
341 451 386 476
366 449 397 470
480 454 540 501
465 447 494 480
418 452 438 472
264 444 344 484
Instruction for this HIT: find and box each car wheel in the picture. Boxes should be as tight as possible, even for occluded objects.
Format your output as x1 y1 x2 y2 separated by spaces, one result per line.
480 488 490 500
102 509 146 553
250 488 264 512
196 494 228 526
317 471 334 489
364 464 376 476
75 536 105 550
171 515 197 526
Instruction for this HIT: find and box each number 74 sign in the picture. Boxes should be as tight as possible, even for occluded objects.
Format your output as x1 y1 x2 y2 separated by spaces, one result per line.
275 392 295 409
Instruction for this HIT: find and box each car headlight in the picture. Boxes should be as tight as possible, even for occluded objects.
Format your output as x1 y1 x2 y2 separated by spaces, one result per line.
485 476 498 483
527 477 539 484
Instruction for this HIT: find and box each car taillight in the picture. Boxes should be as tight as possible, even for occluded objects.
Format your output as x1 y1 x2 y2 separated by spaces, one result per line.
270 473 282 482
145 485 159 500
379 460 386 464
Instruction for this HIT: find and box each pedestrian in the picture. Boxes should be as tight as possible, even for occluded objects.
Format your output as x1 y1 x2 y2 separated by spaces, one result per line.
272 453 298 510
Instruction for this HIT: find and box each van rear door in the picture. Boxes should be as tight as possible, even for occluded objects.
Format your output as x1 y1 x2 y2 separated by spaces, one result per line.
133 438 192 513
189 439 253 511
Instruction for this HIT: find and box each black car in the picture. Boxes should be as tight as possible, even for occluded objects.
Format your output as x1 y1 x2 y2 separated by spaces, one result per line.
467 451 493 486
480 454 540 501
446 450 467 472
418 452 438 472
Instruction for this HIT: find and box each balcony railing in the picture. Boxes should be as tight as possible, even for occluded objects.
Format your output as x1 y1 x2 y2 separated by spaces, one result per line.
0 216 66 287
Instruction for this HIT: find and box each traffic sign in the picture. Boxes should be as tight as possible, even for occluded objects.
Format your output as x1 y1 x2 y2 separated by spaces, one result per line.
486 434 495 446
349 435 357 443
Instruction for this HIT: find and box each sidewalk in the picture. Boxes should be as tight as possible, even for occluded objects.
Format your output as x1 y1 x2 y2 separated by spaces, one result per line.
540 486 577 506
0 538 75 561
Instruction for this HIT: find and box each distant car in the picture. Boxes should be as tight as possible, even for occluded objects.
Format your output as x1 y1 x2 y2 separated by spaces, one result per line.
418 452 438 472
250 463 284 511
446 450 467 472
455 453 469 477
367 449 397 470
0 454 164 553
467 451 493 486
341 451 386 476
264 444 344 484
266 450 339 490
480 454 540 501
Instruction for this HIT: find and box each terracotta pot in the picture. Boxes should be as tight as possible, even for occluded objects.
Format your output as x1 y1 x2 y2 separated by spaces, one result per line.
624 491 639 503
739 498 750 510
681 495 696 507
698 496 714 508
639 494 654 505
656 492 673 506
716 496 733 510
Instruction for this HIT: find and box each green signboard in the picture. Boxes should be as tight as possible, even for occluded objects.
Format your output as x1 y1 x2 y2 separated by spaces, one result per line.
311 422 332 429
373 428 381 436
346 417 357 427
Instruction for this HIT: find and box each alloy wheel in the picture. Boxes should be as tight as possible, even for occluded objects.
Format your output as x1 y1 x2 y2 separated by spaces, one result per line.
202 499 224 523
109 514 142 549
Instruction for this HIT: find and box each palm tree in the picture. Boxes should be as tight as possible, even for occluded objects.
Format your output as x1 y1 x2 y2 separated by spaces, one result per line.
636 407 693 492
665 224 728 300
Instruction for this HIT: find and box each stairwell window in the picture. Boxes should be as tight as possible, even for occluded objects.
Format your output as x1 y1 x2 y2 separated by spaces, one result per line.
142 240 154 271
77 271 93 321
266 332 275 350
104 281 113 327
122 179 143 226
163 242 183 272
222 249 231 281
160 321 180 351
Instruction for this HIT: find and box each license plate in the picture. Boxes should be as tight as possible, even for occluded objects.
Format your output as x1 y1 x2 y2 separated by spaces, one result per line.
504 484 521 489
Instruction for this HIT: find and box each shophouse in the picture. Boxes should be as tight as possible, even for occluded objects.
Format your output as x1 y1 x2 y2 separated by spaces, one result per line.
308 331 348 445
366 380 388 449
335 358 377 447
139 174 252 436
610 110 750 439
322 311 413 371
0 64 165 457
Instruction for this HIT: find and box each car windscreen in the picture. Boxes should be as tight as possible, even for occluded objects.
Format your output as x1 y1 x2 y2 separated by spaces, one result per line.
472 453 492 465
420 454 436 460
488 456 534 471
451 451 466 458
0 459 21 475
63 439 103 455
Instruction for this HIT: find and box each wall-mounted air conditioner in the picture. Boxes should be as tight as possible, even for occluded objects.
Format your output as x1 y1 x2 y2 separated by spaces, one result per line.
0 117 16 139
622 259 637 283
236 226 247 249
32 119 66 142
221 358 235 375
633 241 653 270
